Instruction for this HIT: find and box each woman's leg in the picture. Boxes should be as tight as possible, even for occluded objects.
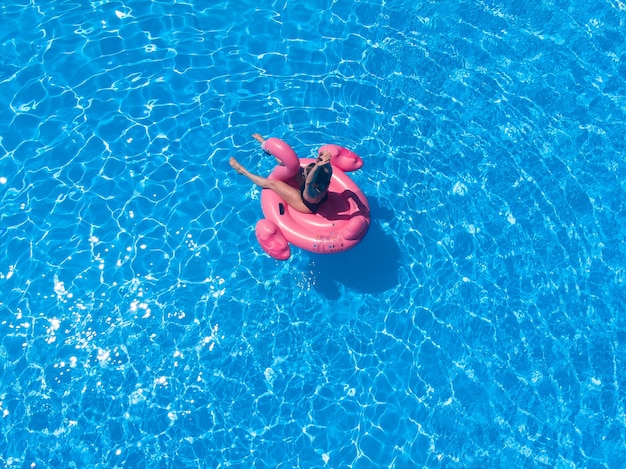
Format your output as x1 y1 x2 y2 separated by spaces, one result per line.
229 157 312 213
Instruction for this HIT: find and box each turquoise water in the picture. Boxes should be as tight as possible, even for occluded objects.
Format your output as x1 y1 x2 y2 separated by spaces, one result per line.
1 0 625 467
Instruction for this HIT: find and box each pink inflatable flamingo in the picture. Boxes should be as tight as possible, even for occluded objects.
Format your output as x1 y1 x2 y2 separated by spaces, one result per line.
255 137 370 260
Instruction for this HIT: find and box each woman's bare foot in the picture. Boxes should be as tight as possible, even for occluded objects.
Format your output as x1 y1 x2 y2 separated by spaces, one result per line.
229 157 274 191
252 133 265 143
229 157 247 175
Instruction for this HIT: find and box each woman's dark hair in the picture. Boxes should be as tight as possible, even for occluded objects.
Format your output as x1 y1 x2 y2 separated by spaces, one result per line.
317 164 332 189
304 162 333 190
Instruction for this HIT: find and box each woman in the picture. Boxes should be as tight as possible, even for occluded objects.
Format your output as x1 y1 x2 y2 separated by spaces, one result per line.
229 134 332 214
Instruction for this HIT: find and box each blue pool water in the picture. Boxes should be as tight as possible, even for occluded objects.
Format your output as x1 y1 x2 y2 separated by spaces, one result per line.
1 0 626 467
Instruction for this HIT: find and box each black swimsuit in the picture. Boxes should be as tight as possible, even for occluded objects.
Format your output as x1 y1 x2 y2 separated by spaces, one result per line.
300 186 328 213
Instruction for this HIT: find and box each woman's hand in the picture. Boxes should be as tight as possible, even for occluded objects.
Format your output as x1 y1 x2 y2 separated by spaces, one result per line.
316 150 331 166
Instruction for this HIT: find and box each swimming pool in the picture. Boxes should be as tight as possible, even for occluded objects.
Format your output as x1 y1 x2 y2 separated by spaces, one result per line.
1 0 625 467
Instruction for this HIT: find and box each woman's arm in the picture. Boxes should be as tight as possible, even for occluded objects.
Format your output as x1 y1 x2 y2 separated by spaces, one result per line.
305 151 331 184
